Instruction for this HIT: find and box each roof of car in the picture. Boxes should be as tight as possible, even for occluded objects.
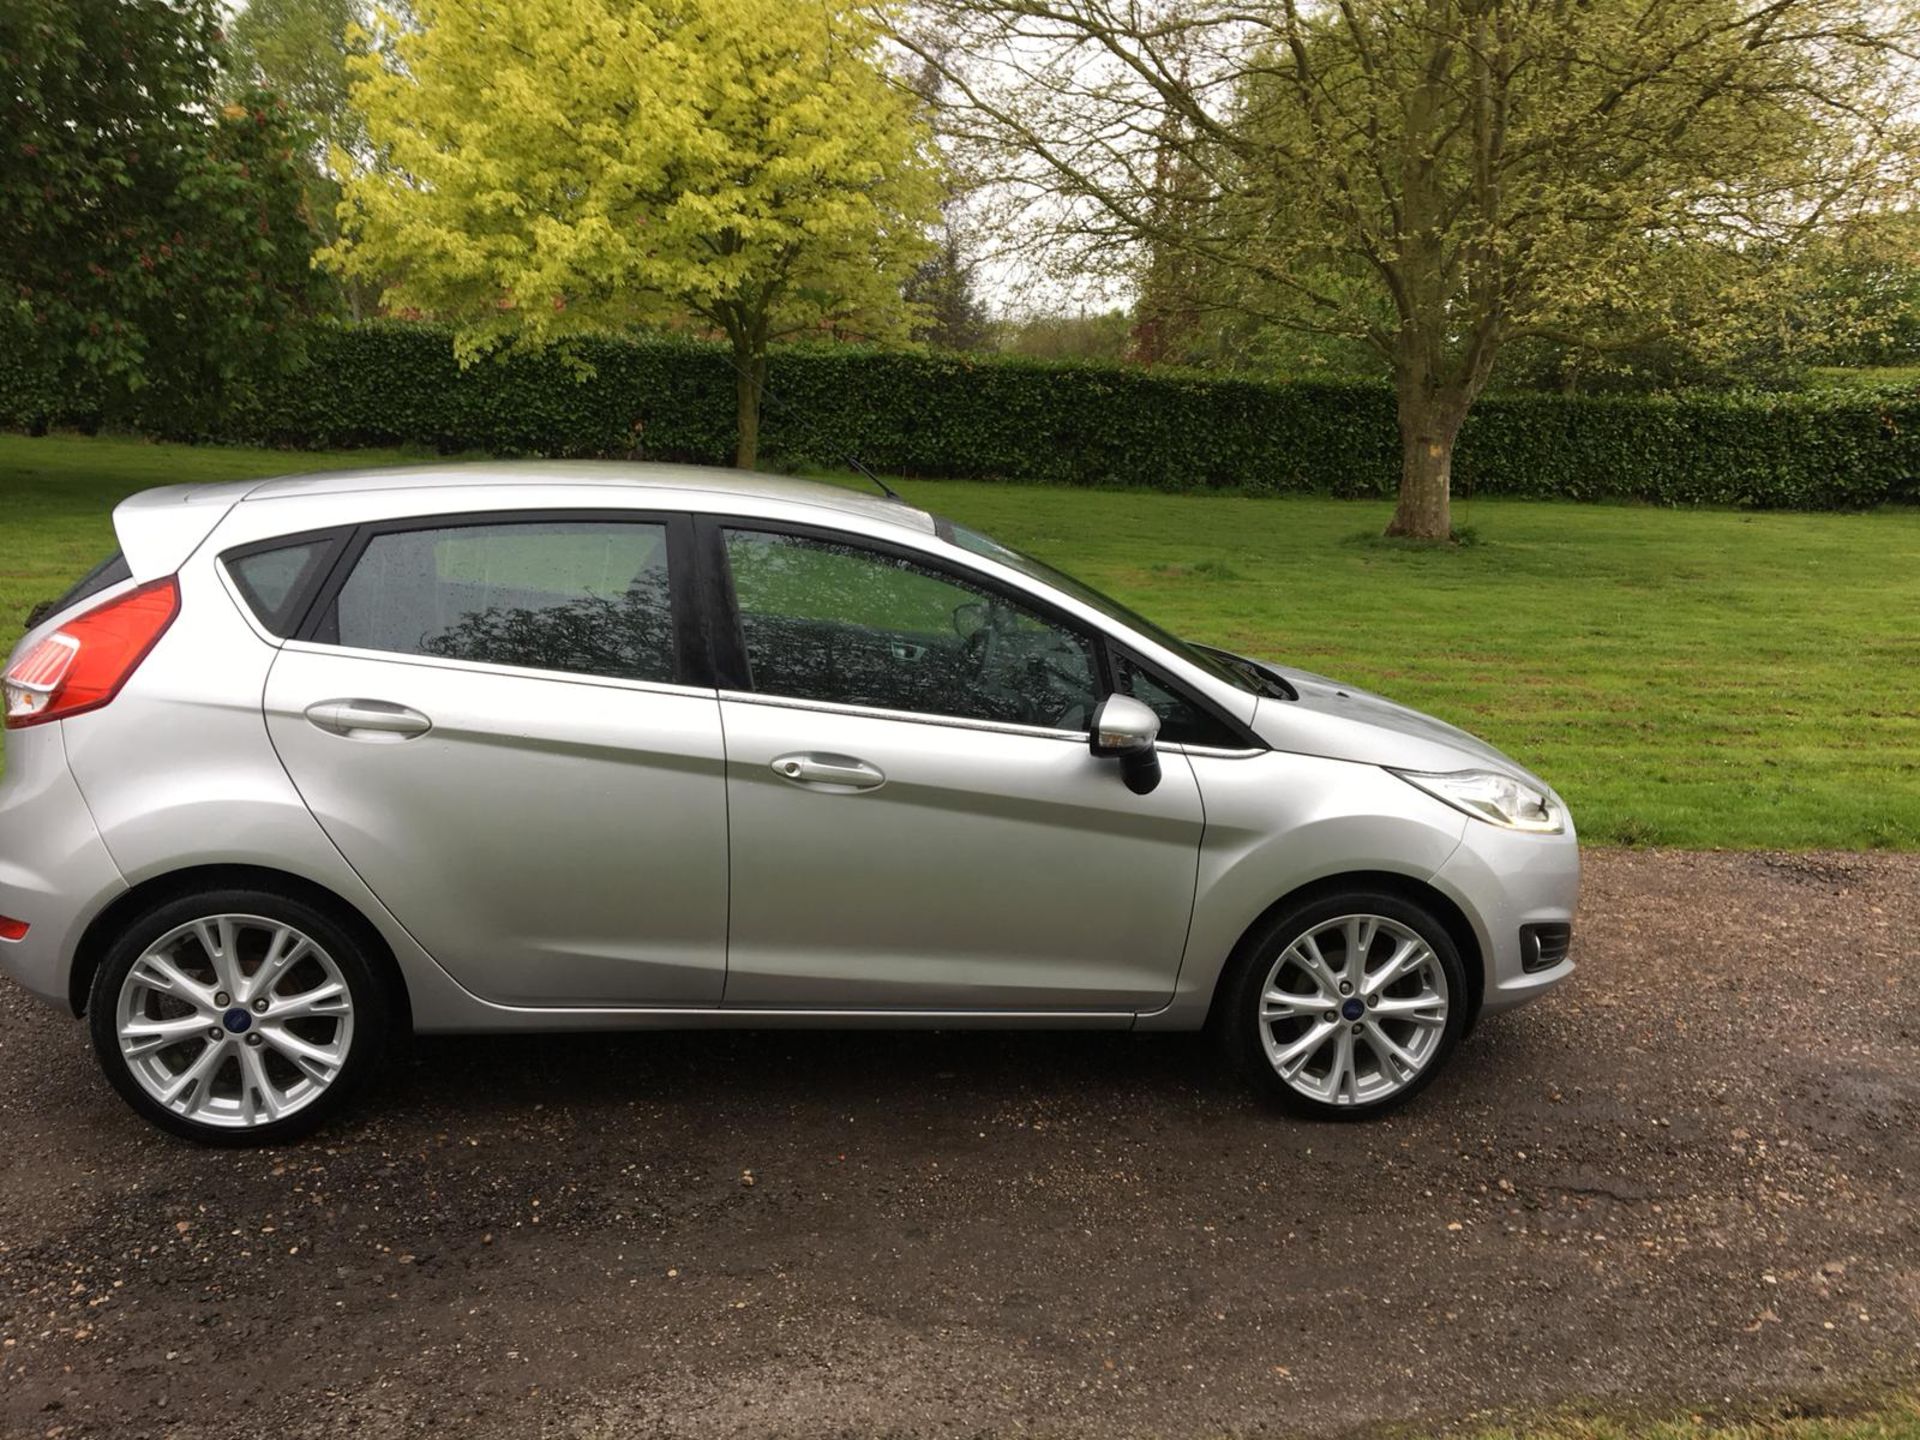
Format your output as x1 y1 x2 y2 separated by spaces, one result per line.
232 460 937 534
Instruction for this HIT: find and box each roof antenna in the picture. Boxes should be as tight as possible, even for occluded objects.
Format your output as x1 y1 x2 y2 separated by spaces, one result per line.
843 452 904 503
718 348 905 503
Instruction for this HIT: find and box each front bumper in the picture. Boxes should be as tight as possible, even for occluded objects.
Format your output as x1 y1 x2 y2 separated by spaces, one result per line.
0 724 126 1011
1429 813 1580 1015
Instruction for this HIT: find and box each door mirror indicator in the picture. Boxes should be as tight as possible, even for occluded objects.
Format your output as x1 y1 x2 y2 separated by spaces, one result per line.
1089 694 1162 795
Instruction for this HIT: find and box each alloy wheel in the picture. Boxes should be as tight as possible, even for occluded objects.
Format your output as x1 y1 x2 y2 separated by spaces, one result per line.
113 914 355 1130
1256 913 1450 1107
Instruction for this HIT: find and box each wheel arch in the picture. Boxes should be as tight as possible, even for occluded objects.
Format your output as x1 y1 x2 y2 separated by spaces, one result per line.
68 863 413 1027
1204 870 1485 1031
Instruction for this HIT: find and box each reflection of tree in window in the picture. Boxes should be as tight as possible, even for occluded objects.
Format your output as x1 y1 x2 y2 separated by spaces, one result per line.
726 530 1099 730
421 566 675 683
334 522 677 684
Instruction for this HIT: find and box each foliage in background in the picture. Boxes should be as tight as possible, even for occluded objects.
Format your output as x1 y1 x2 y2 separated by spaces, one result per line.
0 0 330 430
903 0 1920 540
223 0 393 320
1792 213 1920 370
325 0 944 468
225 0 364 157
904 220 995 353
4 322 1914 510
989 309 1134 362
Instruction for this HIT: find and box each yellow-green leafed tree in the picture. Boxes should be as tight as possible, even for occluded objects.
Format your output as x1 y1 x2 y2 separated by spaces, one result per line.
325 0 943 467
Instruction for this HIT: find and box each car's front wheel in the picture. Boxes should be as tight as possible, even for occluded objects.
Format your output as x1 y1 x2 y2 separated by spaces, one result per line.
88 888 391 1145
1219 890 1468 1118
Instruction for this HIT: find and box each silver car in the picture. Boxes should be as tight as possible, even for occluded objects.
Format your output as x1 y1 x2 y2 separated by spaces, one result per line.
0 463 1577 1143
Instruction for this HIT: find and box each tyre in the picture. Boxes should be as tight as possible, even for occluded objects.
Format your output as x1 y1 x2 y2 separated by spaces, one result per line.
1218 890 1469 1118
88 888 392 1146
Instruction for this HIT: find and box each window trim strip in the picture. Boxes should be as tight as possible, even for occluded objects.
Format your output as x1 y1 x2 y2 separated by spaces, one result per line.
716 687 1090 742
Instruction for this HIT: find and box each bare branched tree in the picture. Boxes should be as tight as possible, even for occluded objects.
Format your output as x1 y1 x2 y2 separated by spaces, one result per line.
893 0 1920 538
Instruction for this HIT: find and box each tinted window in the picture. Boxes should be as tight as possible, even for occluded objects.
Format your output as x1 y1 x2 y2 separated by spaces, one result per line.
227 539 335 636
944 522 1290 698
1116 654 1246 749
27 551 131 630
333 520 676 683
725 529 1100 730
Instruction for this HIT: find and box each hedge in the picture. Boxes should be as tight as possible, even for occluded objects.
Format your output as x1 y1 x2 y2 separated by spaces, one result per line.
4 320 1916 508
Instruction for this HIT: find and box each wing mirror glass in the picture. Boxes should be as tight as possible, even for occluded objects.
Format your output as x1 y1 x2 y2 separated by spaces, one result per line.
1089 694 1162 795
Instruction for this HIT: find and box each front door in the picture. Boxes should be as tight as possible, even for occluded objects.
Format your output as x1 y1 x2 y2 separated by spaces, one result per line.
711 524 1206 1010
263 512 729 1007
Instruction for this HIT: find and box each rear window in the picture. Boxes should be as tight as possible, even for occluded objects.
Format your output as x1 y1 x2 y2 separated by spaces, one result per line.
27 551 131 630
325 519 678 684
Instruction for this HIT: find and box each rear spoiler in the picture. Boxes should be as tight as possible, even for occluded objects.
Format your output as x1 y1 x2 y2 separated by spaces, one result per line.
111 479 259 581
7 480 255 669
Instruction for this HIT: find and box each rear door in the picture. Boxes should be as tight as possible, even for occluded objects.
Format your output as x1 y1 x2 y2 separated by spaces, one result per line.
260 510 729 1007
709 521 1207 1011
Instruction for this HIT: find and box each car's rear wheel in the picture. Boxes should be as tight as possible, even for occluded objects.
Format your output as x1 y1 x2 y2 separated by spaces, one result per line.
88 888 390 1145
1219 891 1468 1118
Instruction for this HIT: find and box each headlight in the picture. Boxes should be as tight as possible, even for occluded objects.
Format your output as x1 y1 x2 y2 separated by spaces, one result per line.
1392 768 1564 833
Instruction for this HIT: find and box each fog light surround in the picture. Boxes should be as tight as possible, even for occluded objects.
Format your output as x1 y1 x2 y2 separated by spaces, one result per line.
1519 922 1572 973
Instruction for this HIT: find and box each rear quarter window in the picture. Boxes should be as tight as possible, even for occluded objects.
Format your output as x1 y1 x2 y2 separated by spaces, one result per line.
225 537 341 637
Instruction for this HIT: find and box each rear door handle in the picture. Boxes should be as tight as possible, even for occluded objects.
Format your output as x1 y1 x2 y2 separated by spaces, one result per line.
305 698 433 742
770 752 886 792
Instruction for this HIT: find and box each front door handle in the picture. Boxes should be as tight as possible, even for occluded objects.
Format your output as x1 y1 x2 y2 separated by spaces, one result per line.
305 698 433 742
770 752 886 792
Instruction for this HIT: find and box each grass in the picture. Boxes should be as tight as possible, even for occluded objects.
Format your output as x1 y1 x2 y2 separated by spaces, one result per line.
1806 364 1920 390
4 432 1918 849
1447 1397 1920 1440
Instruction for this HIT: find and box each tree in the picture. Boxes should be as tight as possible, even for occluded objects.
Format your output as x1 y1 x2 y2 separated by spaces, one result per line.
1128 103 1209 366
899 0 1920 538
2 0 327 423
905 219 994 350
326 0 944 468
224 0 388 318
990 307 1132 360
225 0 364 156
1792 212 1920 369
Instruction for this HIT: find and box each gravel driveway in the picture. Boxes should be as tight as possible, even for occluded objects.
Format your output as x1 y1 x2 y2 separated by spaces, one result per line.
1 850 1915 1439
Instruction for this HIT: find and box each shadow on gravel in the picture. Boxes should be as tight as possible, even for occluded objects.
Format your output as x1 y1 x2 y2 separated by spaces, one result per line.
387 1026 1245 1119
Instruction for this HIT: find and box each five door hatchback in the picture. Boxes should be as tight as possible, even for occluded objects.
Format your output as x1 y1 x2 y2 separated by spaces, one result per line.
0 463 1578 1144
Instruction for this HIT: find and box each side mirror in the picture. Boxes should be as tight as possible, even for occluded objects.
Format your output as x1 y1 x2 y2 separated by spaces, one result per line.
1089 694 1162 795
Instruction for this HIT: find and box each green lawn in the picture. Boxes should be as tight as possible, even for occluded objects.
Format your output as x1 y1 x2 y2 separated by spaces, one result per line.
1460 1398 1920 1440
4 432 1917 849
1807 364 1920 390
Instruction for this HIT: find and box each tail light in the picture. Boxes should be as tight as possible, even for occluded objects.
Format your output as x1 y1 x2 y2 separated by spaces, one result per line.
3 577 180 729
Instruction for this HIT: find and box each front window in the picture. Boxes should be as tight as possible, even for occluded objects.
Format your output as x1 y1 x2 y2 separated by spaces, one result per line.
1114 653 1247 749
943 523 1288 699
723 528 1101 731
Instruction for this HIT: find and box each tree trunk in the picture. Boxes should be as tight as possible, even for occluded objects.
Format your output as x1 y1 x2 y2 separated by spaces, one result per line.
731 341 764 470
1385 388 1464 541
